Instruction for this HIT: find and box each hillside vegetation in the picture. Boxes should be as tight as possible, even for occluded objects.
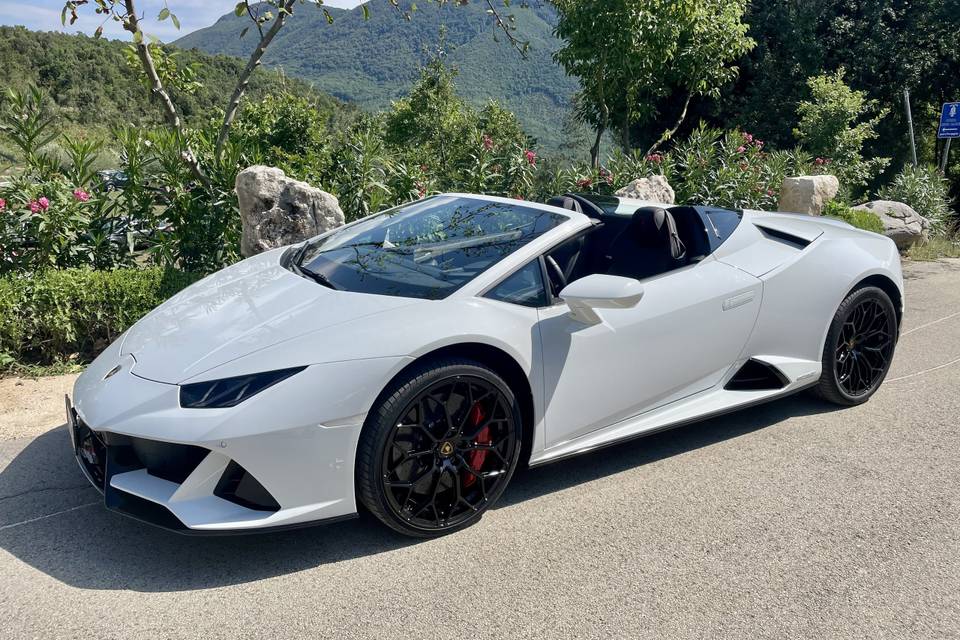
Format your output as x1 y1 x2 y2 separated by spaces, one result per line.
0 26 351 139
174 2 578 149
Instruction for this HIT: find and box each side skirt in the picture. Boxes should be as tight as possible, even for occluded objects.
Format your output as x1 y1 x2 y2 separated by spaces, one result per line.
528 380 819 468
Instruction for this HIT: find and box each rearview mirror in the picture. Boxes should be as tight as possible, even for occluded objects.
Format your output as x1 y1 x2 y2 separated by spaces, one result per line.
559 274 645 325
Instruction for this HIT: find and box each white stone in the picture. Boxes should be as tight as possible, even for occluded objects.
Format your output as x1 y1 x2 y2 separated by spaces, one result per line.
778 175 840 216
614 175 676 204
852 200 930 249
235 165 345 257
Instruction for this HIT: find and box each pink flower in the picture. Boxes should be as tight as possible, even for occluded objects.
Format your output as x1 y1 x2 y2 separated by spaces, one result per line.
766 189 775 197
755 140 764 149
645 153 663 164
0 198 5 211
38 196 50 210
524 149 537 166
73 188 90 202
743 132 754 143
576 177 593 189
482 134 494 151
736 145 747 154
29 200 41 213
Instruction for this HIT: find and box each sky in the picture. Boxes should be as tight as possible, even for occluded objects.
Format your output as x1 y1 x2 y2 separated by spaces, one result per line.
0 0 365 41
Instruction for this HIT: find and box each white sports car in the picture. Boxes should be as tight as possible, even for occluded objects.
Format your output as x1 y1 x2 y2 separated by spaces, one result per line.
68 193 903 537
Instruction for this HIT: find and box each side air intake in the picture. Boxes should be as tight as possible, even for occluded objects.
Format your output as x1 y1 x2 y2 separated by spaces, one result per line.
755 225 812 249
725 359 789 391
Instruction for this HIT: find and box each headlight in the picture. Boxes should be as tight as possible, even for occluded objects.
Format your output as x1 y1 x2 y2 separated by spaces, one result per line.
179 367 306 409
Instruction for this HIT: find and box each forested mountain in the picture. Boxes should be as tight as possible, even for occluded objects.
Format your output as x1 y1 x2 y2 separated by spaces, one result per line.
0 26 350 131
174 2 578 149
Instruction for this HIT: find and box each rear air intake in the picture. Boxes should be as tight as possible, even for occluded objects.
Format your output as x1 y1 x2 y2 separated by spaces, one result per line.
725 359 789 391
755 224 812 249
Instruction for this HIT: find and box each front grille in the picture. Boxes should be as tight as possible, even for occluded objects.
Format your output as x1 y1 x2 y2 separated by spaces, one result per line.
129 438 208 484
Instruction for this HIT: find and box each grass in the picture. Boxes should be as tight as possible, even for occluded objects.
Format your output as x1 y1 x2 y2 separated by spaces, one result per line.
906 235 960 261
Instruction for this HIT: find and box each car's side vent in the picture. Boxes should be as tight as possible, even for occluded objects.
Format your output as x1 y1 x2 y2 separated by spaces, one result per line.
755 224 812 250
725 359 789 391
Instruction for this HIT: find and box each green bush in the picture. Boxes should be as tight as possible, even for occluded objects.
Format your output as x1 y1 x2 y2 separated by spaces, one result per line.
822 200 885 234
877 164 955 235
794 70 890 198
0 267 201 367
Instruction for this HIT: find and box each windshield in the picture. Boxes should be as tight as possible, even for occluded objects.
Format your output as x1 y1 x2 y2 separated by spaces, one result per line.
294 196 566 300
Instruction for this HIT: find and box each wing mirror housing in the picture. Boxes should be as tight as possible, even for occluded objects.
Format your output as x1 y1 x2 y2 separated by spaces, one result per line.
559 274 645 325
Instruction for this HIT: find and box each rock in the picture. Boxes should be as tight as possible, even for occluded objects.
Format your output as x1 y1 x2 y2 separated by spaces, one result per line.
778 175 840 216
235 165 345 257
852 200 930 249
614 175 675 204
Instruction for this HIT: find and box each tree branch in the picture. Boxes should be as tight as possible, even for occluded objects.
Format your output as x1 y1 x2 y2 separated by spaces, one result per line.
645 92 693 157
482 0 529 58
215 0 295 159
122 0 211 189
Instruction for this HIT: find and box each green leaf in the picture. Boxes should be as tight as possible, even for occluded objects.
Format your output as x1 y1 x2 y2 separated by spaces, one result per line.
132 30 143 44
235 2 247 17
94 25 104 39
170 13 180 30
361 4 370 20
240 26 250 38
323 8 334 24
158 8 170 21
60 6 68 26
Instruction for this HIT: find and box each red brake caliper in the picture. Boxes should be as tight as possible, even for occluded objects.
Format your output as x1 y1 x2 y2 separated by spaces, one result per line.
463 401 491 489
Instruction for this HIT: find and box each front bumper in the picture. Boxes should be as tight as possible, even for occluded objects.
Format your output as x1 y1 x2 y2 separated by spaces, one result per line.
68 399 309 534
69 342 410 534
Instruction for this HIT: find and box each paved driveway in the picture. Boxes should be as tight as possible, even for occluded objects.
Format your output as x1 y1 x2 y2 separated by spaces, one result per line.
2 260 959 639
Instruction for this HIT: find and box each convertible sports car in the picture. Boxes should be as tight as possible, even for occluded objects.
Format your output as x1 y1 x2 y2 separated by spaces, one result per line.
67 193 903 537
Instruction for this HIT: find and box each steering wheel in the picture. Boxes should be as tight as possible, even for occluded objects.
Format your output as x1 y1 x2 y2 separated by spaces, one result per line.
545 255 567 289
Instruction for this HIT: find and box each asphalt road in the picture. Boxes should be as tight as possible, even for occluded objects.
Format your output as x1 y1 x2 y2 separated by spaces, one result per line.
2 260 959 639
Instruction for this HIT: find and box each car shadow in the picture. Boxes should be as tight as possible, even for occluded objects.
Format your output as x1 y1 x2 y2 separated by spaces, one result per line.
0 394 837 592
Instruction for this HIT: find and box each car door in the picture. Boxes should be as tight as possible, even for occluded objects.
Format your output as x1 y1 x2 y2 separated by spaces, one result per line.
536 259 762 448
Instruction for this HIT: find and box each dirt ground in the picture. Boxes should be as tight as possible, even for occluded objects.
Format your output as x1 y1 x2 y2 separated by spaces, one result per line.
0 374 77 440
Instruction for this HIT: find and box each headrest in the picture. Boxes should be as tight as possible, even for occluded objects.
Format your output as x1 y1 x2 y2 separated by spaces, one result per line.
546 196 584 214
630 207 685 259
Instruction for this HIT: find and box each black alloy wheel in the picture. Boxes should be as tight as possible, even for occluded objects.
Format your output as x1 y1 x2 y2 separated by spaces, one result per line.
816 286 898 405
357 359 522 537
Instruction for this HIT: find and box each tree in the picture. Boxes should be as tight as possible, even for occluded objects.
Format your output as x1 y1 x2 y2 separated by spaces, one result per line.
795 69 890 195
553 0 754 167
61 0 531 183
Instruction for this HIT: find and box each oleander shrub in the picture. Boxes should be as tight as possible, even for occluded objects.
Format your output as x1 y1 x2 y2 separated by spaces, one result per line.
877 164 955 235
0 267 201 367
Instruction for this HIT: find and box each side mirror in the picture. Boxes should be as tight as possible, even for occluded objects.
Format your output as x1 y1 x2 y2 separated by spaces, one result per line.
559 274 645 325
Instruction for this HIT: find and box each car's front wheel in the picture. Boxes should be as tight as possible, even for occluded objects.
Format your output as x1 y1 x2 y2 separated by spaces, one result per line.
816 285 898 406
356 358 522 537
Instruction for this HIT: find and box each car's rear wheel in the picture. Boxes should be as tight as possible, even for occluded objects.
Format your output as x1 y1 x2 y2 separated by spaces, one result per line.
815 286 898 406
356 358 522 537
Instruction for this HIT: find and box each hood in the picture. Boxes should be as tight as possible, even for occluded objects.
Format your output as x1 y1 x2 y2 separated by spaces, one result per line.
122 249 420 383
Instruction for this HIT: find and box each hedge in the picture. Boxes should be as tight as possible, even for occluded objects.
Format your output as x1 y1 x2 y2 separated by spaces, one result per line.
0 268 202 367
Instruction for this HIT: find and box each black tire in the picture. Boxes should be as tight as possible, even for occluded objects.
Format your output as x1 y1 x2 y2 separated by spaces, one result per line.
815 286 898 406
356 358 523 537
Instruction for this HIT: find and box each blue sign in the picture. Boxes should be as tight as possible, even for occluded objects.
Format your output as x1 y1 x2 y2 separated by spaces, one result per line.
939 102 960 139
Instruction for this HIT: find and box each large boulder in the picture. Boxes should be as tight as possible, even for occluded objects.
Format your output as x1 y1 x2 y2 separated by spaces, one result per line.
852 200 930 249
778 175 840 216
235 165 345 257
614 175 675 204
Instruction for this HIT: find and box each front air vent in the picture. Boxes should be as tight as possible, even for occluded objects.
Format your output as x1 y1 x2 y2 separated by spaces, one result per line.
725 359 789 391
214 461 281 512
755 225 812 250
